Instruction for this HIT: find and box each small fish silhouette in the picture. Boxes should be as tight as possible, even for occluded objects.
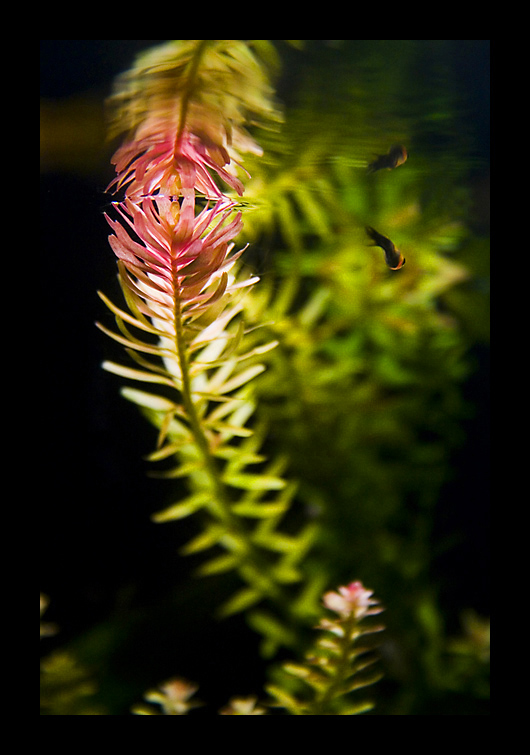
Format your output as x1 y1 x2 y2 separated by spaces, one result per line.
367 144 408 174
365 226 406 270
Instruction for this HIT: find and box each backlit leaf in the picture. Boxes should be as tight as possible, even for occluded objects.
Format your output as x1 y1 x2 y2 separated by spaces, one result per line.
152 491 211 522
218 587 264 617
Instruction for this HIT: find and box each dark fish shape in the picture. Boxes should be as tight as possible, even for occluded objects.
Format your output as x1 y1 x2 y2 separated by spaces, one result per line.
367 144 408 174
365 226 406 270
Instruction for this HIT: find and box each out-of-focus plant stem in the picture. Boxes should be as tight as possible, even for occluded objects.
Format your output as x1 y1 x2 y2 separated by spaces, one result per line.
175 40 210 149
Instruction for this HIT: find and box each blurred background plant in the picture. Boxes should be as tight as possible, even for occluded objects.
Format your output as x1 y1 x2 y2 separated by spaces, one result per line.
40 40 489 715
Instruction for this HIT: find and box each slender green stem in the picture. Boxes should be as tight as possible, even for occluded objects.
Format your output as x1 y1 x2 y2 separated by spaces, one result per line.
172 278 289 605
172 282 228 516
309 615 357 715
168 37 298 619
175 40 210 150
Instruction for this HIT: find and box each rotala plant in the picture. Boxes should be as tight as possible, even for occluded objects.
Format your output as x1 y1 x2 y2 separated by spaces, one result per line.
98 40 320 652
267 581 384 715
130 580 384 715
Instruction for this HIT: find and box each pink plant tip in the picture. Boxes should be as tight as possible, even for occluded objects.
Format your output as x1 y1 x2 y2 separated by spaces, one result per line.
322 581 382 620
144 677 200 715
109 124 245 202
219 696 267 715
159 678 198 702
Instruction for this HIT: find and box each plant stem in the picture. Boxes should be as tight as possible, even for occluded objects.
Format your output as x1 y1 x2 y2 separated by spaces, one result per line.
172 277 288 606
309 614 357 715
175 40 210 150
172 280 228 516
168 37 298 621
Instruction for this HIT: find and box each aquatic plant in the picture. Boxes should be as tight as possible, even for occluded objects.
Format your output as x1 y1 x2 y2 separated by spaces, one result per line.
41 39 489 715
267 581 385 715
131 580 384 715
97 40 321 655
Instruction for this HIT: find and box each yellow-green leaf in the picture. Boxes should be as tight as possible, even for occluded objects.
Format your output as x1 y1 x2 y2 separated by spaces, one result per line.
265 685 304 715
120 387 176 411
223 473 286 491
102 362 176 388
152 491 211 522
179 525 226 555
218 587 263 617
195 553 241 576
231 499 290 518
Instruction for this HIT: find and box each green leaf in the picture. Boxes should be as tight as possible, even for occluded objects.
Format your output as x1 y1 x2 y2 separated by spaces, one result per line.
223 473 286 492
145 440 191 461
119 387 177 412
290 570 330 621
293 183 331 239
298 287 331 329
270 563 302 584
252 531 297 553
102 362 176 389
189 340 278 374
343 671 384 694
337 701 375 715
237 340 280 361
151 491 211 522
265 685 304 715
205 394 255 424
231 499 290 518
96 322 169 357
179 525 226 556
97 291 166 337
211 425 255 439
213 447 266 465
247 610 298 650
125 348 181 380
254 520 316 560
218 587 264 617
213 364 266 395
195 553 241 576
285 522 319 560
116 263 159 329
283 662 314 681
275 193 302 250
148 459 205 479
